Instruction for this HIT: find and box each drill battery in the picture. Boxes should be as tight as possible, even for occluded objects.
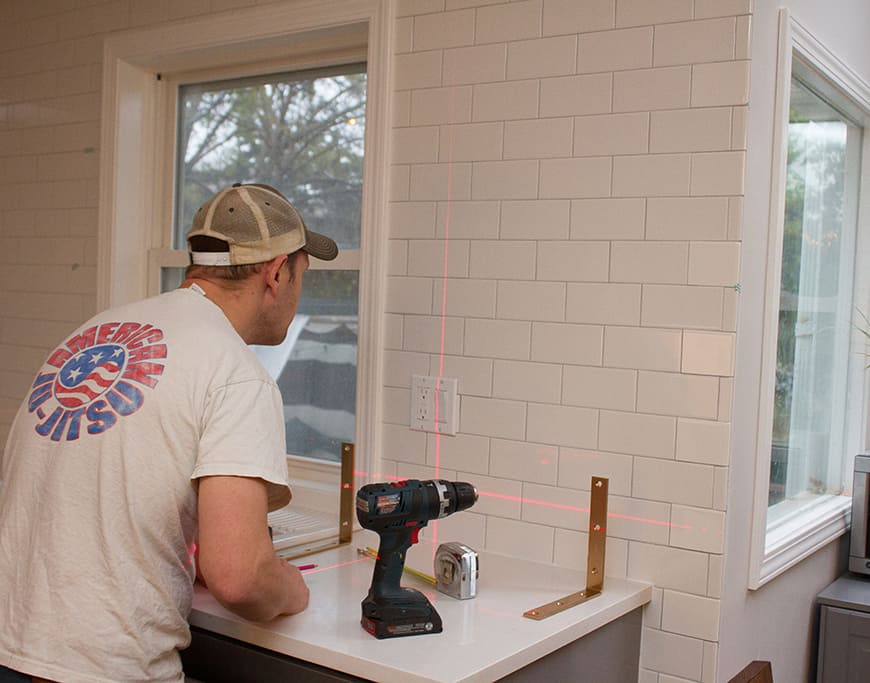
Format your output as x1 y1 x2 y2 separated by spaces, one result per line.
360 589 443 638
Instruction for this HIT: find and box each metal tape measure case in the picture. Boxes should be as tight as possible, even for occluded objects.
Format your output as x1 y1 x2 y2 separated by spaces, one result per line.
434 542 478 600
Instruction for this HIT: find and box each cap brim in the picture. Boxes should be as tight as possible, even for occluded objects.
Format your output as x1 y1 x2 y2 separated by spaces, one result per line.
303 230 339 261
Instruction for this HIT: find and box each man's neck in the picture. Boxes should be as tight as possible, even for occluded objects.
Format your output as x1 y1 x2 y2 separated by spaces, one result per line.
180 277 259 343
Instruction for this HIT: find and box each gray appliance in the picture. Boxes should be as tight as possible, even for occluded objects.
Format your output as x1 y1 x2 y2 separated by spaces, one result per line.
850 454 870 575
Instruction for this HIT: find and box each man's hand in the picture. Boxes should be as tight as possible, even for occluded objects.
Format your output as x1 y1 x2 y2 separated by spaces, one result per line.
196 475 309 621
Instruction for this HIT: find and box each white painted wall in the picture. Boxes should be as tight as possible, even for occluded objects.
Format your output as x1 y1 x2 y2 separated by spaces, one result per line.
722 0 870 681
787 0 870 83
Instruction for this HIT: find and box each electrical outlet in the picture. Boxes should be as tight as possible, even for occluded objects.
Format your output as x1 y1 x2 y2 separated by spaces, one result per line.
410 375 459 435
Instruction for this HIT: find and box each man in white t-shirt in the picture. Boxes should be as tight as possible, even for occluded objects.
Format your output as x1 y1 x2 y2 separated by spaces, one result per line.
0 183 338 683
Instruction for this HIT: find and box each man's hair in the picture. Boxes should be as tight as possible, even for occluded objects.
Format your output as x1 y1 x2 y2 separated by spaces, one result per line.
185 236 295 284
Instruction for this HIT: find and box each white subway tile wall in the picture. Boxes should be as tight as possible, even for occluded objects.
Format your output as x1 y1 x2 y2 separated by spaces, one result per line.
388 3 747 680
507 35 577 80
425 431 490 474
577 26 654 73
554 528 630 578
558 447 633 496
0 3 105 435
599 409 677 460
490 437 558 485
644 587 665 630
661 589 721 641
0 1 749 680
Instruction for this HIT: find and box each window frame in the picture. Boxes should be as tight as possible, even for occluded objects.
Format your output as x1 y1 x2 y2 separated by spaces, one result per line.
748 9 870 589
97 1 393 490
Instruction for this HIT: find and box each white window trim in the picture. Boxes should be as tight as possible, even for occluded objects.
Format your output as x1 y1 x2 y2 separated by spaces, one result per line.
748 9 870 589
97 0 394 489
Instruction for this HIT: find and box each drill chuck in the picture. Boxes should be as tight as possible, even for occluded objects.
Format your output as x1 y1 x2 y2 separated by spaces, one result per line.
447 481 478 515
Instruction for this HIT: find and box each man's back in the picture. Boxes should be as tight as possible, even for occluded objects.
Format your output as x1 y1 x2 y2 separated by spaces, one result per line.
0 287 289 683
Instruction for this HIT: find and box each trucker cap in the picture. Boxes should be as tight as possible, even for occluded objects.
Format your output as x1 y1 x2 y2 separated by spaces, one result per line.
186 183 338 266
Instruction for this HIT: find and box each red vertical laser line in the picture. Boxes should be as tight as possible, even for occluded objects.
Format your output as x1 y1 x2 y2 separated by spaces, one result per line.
432 88 458 550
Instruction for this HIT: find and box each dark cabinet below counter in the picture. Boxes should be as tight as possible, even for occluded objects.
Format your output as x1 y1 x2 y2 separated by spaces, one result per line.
817 574 870 683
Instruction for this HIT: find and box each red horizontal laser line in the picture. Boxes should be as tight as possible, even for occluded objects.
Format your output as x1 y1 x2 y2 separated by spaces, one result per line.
350 474 693 530
478 491 692 530
300 557 369 575
481 490 586 512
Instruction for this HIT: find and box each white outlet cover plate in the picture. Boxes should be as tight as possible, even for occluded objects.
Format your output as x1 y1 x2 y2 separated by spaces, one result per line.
410 374 459 435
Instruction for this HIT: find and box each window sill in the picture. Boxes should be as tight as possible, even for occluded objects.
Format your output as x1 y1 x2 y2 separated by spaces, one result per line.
270 471 344 555
754 494 851 588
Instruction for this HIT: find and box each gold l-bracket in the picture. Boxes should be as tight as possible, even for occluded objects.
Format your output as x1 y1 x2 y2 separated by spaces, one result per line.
523 476 609 620
281 442 356 561
338 442 355 543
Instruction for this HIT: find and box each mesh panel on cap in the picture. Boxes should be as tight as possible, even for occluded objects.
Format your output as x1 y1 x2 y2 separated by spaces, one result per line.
188 183 338 265
252 197 290 237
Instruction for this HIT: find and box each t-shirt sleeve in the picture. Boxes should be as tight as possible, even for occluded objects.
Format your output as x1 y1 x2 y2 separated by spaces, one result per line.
191 378 291 512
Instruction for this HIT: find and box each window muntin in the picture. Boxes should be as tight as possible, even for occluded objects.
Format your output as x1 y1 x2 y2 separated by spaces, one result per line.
171 64 366 463
768 65 863 516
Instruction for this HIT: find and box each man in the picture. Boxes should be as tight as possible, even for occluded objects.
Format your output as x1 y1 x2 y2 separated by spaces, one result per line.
0 183 337 682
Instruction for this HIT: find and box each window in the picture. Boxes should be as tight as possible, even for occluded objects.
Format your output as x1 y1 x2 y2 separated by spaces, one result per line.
750 10 870 587
98 1 393 551
164 65 367 464
769 66 863 509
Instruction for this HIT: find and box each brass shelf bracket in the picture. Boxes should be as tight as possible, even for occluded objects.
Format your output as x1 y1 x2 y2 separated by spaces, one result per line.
338 442 355 544
281 442 356 561
523 476 609 620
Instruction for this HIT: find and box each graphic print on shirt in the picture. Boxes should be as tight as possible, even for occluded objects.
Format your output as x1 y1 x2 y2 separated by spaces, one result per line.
27 321 167 441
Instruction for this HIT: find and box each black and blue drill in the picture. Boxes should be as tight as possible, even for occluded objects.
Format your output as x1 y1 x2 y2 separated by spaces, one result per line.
356 479 477 639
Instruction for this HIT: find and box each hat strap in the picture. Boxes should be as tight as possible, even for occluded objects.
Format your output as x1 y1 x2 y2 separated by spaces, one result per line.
191 252 232 266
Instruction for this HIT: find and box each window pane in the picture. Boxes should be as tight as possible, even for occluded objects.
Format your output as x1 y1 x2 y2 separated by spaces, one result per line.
769 76 860 506
252 270 358 462
174 64 366 251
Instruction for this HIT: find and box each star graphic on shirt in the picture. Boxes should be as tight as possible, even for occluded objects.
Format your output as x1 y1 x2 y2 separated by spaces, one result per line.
67 367 82 382
89 351 104 365
112 348 123 358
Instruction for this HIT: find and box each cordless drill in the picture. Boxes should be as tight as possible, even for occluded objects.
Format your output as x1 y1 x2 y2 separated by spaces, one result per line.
356 479 478 638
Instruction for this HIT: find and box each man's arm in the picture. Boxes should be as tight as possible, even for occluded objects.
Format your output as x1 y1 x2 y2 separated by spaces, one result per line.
196 475 309 621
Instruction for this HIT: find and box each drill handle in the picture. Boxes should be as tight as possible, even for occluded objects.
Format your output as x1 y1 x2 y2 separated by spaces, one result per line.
370 529 414 599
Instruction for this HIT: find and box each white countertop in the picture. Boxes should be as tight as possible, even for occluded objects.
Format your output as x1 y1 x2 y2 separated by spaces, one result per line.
189 537 651 683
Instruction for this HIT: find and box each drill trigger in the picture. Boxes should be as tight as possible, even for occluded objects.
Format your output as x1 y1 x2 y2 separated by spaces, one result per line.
410 527 421 545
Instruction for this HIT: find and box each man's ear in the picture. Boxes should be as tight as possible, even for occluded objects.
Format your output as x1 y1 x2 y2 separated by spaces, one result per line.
263 254 287 294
